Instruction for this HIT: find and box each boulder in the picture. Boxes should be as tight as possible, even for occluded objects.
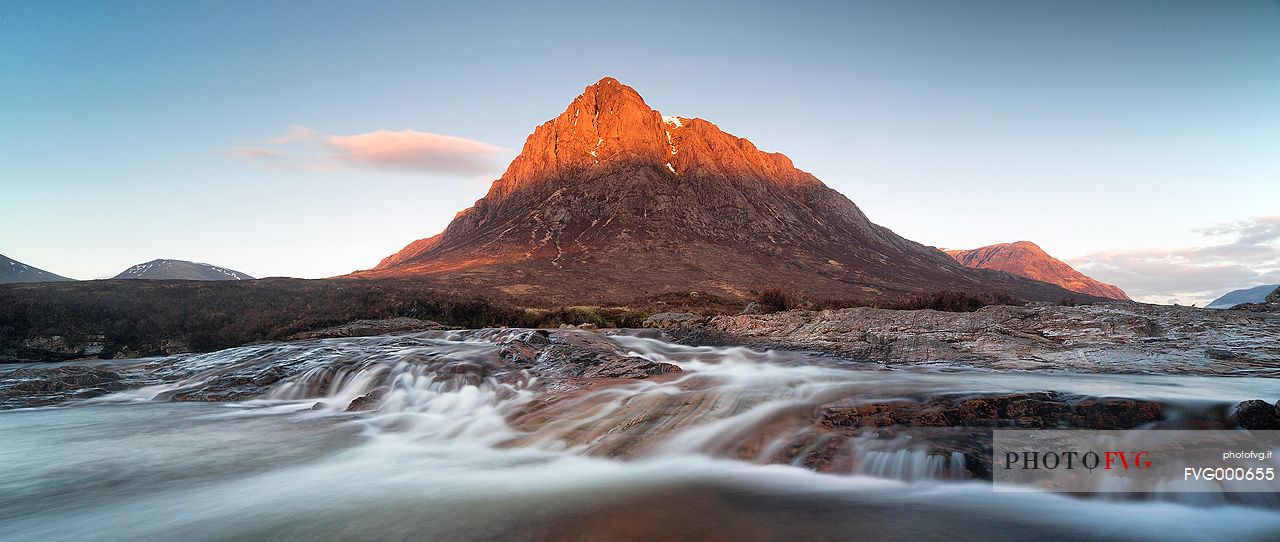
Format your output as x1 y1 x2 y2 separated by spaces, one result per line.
1231 399 1280 430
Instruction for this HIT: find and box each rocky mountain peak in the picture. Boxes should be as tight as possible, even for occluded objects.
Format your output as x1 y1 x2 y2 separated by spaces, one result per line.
488 77 819 200
355 78 1095 306
944 242 1129 300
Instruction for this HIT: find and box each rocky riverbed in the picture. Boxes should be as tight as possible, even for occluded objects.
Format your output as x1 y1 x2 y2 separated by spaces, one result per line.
3 308 1278 481
3 307 1279 541
669 302 1280 375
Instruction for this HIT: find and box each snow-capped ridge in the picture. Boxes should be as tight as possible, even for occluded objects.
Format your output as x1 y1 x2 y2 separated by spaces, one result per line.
113 259 254 281
0 254 73 283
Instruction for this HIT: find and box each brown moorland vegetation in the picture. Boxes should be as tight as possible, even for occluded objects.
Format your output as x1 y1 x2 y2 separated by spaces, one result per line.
0 279 1053 363
0 279 739 361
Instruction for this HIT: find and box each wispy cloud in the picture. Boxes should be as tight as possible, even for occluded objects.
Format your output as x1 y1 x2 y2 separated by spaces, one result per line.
228 145 342 172
229 126 506 176
264 125 318 145
326 130 504 175
1070 216 1280 306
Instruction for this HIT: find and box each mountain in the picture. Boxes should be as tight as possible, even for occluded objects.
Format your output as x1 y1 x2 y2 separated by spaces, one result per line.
942 242 1129 300
113 259 254 281
1207 284 1280 309
352 77 1094 305
1 254 73 283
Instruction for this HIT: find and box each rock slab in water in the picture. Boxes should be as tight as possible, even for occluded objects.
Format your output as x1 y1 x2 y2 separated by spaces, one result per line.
0 366 133 407
1231 399 1280 430
819 392 1165 431
286 317 448 340
499 329 681 379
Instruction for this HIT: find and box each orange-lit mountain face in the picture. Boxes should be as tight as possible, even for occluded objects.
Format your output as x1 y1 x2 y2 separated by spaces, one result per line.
944 242 1129 301
354 78 1093 305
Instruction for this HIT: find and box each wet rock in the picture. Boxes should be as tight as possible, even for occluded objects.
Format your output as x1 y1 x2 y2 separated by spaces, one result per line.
70 387 113 399
1205 348 1237 360
524 329 552 346
112 347 143 359
10 335 108 361
819 392 1164 430
698 303 1280 375
1067 398 1165 429
169 386 261 402
536 344 674 380
166 362 326 402
0 365 134 408
498 329 555 366
652 362 682 374
642 312 699 329
287 317 448 341
1 366 123 392
500 330 682 380
346 389 386 411
1231 399 1280 430
499 340 542 365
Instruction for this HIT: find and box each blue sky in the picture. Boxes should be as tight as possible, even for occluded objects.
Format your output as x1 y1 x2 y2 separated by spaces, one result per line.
2 0 1278 304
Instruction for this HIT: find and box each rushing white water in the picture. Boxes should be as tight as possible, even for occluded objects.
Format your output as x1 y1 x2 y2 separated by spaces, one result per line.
2 330 1278 541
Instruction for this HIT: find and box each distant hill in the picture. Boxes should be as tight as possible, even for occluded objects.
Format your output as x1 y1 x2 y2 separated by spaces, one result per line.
942 241 1129 300
113 259 253 281
1207 284 1280 309
1 254 73 283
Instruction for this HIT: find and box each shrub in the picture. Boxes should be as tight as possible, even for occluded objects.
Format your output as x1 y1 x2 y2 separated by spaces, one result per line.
752 288 793 313
536 306 609 328
810 298 873 311
882 290 1024 312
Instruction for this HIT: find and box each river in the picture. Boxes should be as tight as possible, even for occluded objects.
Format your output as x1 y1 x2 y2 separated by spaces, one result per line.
2 330 1277 541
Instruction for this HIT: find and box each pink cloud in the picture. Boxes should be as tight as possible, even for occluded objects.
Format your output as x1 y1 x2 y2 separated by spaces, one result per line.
325 130 505 175
1070 216 1280 306
229 126 505 176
